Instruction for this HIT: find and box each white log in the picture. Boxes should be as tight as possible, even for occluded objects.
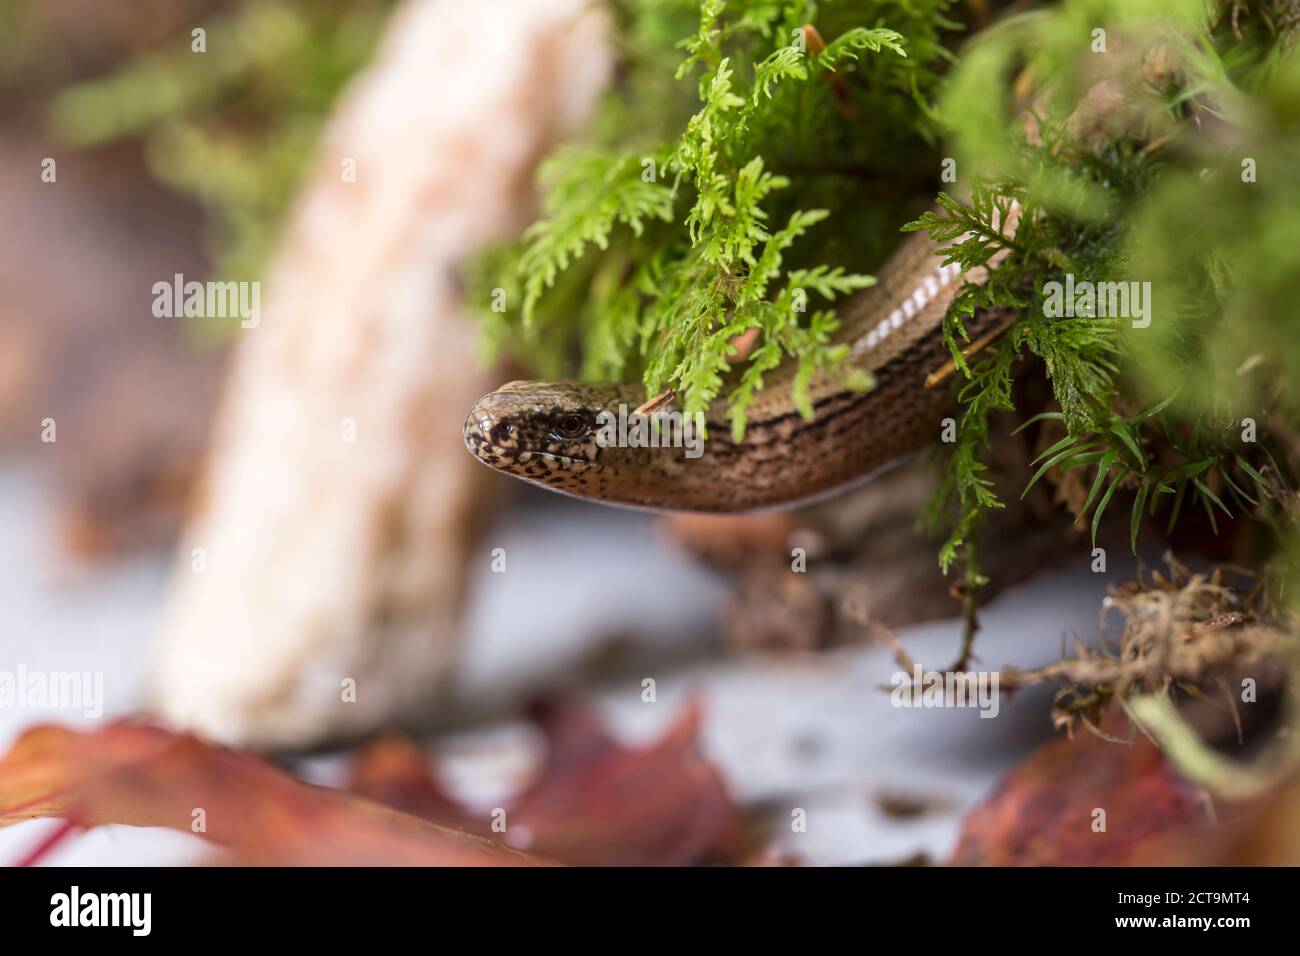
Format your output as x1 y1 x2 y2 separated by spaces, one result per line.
146 0 612 748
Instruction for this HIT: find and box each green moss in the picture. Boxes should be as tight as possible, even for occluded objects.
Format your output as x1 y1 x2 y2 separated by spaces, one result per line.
483 0 1300 624
478 0 964 434
912 0 1298 589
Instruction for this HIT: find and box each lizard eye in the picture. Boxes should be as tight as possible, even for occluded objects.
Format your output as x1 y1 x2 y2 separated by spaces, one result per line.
555 413 589 438
491 422 515 444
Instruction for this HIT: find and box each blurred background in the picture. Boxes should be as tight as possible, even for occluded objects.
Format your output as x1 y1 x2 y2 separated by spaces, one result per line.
0 0 1169 866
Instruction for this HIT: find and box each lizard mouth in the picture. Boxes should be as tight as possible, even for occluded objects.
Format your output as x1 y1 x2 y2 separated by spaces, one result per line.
463 429 591 468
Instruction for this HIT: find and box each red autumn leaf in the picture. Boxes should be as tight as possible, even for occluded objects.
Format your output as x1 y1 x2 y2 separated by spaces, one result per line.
346 734 480 830
346 696 741 866
510 696 740 865
0 721 547 866
1132 775 1300 865
949 713 1209 866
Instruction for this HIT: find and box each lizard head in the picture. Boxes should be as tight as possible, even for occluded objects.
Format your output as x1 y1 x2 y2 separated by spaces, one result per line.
463 380 644 486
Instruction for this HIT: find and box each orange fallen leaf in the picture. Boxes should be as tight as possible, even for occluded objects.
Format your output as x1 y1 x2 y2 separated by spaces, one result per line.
1133 775 1300 865
510 696 740 865
347 696 741 866
346 733 479 830
0 721 547 866
950 713 1209 866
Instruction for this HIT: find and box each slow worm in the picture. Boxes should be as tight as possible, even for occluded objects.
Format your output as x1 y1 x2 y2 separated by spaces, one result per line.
464 215 1017 512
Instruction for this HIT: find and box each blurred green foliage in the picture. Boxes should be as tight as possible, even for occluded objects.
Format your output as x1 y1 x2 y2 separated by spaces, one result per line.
915 0 1300 601
45 0 393 285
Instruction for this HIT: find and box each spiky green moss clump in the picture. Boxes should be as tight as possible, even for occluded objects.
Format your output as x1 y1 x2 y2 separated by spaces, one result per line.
482 0 1300 640
477 0 965 439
